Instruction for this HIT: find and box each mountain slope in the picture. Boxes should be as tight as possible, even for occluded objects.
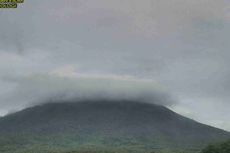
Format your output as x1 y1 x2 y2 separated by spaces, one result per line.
0 100 229 153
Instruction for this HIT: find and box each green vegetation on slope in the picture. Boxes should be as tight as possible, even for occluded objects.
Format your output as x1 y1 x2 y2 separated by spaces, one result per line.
201 139 230 153
0 101 229 153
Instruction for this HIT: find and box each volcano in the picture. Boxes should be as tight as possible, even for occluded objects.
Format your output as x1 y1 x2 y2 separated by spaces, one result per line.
0 100 229 153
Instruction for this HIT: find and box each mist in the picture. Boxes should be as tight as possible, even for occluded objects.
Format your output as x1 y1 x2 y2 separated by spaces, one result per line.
0 0 230 131
0 71 176 115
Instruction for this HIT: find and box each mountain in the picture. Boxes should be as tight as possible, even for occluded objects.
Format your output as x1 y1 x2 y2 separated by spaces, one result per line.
0 100 229 153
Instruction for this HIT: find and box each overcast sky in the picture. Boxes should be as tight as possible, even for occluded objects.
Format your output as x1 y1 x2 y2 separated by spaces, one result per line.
0 0 230 131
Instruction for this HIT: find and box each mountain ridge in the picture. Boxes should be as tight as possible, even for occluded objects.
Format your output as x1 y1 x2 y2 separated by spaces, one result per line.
0 100 229 153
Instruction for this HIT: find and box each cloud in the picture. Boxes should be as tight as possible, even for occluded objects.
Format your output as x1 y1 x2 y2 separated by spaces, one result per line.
1 0 229 54
0 0 230 131
0 67 176 113
41 0 230 37
0 11 25 54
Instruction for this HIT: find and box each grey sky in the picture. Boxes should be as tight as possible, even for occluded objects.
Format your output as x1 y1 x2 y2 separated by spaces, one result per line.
0 0 230 131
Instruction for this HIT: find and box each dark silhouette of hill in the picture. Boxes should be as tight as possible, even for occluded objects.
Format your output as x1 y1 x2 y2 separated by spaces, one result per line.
0 100 229 153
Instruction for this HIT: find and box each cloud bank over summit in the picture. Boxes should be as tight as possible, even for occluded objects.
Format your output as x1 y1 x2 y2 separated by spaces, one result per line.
1 72 175 114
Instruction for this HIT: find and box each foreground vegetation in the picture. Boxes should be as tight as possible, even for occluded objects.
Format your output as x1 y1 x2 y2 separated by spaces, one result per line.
0 144 198 153
201 139 230 153
0 139 229 153
57 140 230 153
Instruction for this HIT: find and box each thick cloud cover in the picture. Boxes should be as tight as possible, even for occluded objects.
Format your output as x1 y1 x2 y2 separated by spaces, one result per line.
0 0 230 131
1 71 175 112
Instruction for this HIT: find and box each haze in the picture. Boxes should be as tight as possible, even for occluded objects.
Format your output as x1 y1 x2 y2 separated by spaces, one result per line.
0 0 229 131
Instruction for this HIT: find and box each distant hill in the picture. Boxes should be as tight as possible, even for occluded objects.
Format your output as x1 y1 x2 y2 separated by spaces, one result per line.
0 100 229 153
